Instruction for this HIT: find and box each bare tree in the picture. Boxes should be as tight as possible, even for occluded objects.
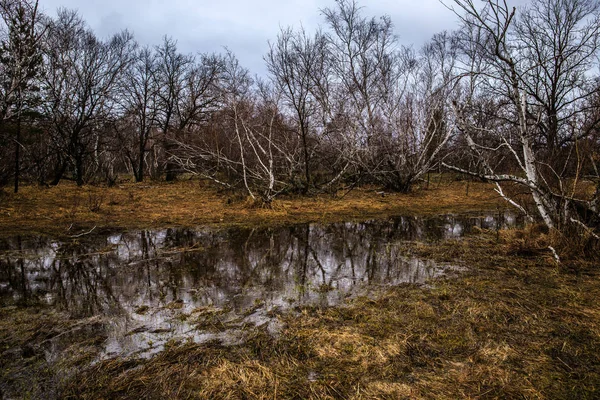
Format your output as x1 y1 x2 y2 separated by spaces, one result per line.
42 9 135 186
376 32 457 192
266 26 328 192
321 0 454 192
232 80 290 204
171 53 299 204
443 0 600 233
167 53 225 178
0 0 45 192
175 53 224 132
515 0 600 152
155 36 191 181
119 45 159 182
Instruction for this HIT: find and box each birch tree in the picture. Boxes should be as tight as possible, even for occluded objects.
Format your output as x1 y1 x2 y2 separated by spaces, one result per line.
444 0 600 233
322 0 454 192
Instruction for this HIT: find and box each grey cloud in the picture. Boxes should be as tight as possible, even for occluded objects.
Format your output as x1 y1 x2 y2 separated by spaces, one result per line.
97 11 126 38
37 0 505 74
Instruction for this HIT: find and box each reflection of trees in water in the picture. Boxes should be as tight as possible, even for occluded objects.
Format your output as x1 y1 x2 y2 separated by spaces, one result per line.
301 220 402 289
0 236 131 317
49 244 119 318
0 212 522 317
0 236 53 307
0 236 28 305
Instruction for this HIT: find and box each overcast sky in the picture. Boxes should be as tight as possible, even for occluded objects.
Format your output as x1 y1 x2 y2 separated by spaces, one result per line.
36 0 512 75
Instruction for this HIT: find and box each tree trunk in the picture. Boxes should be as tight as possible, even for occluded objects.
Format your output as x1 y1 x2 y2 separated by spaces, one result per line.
75 153 84 186
300 121 311 193
50 161 66 186
14 118 20 193
137 150 145 183
164 135 177 181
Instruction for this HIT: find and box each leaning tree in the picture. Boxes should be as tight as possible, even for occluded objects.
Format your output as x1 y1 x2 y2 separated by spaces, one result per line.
443 0 600 235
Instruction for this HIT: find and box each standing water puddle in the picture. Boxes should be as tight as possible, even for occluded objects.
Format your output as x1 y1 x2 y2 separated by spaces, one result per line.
0 212 521 359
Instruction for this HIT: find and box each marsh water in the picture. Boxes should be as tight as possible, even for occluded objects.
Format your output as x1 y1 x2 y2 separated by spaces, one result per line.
0 212 521 359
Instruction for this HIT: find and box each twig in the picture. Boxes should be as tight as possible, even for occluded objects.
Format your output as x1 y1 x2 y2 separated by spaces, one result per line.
569 218 600 240
339 180 359 200
548 246 560 265
69 226 97 238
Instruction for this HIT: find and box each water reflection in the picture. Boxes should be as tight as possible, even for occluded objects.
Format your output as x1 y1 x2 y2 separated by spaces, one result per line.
0 212 520 358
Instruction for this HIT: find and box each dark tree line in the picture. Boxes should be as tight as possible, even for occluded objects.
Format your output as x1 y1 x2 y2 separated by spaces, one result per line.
0 0 599 233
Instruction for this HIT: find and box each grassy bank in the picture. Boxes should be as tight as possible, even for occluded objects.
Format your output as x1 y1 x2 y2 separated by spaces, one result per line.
0 178 500 237
2 229 597 399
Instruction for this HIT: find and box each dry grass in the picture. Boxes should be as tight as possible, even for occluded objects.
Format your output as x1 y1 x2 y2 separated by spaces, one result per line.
2 177 599 399
0 307 105 399
0 177 500 237
46 231 600 400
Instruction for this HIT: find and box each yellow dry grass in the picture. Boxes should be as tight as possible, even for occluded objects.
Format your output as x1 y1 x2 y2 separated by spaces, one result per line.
0 178 500 237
